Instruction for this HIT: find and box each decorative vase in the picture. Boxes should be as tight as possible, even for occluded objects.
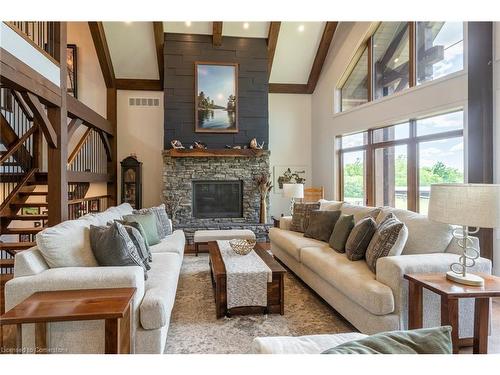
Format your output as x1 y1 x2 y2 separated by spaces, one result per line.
259 197 267 224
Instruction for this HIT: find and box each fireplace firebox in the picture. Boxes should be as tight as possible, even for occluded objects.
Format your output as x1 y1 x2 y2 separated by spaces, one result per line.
192 180 243 219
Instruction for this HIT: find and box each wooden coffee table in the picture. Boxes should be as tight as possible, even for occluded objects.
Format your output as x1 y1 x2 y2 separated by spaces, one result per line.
0 288 135 354
405 273 500 354
208 241 286 318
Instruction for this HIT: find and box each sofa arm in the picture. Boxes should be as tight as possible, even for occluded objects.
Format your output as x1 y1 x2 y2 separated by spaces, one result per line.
279 216 293 230
5 266 146 311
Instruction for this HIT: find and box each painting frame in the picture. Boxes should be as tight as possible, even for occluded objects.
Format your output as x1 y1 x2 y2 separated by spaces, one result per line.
67 44 78 98
194 61 239 134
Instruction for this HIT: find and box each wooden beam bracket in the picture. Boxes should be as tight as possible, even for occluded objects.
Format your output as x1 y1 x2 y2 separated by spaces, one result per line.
21 91 57 148
212 22 223 47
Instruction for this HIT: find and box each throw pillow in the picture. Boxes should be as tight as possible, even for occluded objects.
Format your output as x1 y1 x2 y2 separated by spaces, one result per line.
133 204 171 238
289 202 320 233
121 224 151 270
114 220 152 262
321 326 452 354
345 217 377 261
89 222 148 278
304 210 341 242
318 199 343 211
365 213 408 273
329 214 355 253
123 212 161 246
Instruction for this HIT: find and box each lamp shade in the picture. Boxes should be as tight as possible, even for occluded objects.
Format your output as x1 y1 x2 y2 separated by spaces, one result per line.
283 183 304 199
428 183 500 228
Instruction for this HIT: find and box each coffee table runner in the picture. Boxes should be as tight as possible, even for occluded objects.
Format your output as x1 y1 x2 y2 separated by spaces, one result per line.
217 240 272 309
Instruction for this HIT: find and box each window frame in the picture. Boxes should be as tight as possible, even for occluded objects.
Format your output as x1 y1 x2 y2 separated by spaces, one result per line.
337 110 464 212
339 22 465 112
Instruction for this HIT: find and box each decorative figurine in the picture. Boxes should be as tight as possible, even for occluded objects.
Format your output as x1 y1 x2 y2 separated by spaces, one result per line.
171 140 184 149
249 138 265 149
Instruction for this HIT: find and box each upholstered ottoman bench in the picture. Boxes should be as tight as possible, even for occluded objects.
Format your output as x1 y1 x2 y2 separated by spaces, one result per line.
193 229 256 256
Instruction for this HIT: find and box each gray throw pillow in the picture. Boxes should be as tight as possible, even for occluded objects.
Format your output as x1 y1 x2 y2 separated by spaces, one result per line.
365 213 408 273
89 222 147 279
304 210 341 242
122 224 151 270
114 220 152 262
133 204 171 238
329 214 355 253
289 202 320 233
321 326 452 354
345 217 377 261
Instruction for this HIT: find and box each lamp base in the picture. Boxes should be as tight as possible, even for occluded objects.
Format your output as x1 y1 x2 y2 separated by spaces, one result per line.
446 271 484 287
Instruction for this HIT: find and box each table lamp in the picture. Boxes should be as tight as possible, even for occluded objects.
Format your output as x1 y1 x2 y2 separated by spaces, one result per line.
283 183 304 215
428 183 500 286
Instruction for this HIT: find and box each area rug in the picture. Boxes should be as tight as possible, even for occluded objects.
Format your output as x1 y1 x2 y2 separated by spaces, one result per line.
164 254 356 354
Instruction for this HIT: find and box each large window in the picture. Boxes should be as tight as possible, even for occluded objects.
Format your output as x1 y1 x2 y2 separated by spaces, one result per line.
339 22 464 112
338 110 464 213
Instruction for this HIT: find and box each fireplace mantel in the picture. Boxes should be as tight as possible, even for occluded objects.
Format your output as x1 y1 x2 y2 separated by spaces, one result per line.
163 149 269 158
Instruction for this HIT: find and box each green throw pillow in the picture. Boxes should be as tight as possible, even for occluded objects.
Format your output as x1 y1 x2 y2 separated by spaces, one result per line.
123 212 160 246
329 214 354 253
321 326 452 354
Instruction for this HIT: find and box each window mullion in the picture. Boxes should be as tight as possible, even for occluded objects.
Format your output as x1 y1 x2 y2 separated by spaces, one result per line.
409 21 416 87
366 130 374 206
408 120 418 212
367 37 373 102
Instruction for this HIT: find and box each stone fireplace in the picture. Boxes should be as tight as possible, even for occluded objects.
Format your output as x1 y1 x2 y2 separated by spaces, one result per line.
162 150 272 243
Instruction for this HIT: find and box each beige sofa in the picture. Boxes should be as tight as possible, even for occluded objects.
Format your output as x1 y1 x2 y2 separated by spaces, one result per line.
269 202 492 338
4 203 185 354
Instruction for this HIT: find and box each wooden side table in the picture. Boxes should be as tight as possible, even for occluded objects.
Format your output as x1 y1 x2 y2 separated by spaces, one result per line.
404 273 500 354
0 288 135 354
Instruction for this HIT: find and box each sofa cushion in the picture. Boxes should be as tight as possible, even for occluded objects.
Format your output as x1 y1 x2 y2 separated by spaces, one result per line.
329 214 354 253
149 230 186 256
304 210 341 242
113 203 134 216
269 227 329 261
376 207 453 255
366 213 408 273
36 218 99 268
300 247 394 315
341 203 381 223
345 217 377 261
318 199 343 211
140 252 182 330
92 209 122 226
290 202 320 232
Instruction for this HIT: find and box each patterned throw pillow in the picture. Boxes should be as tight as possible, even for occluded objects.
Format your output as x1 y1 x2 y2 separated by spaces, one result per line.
329 214 355 253
365 213 408 273
133 204 171 239
289 202 321 232
345 217 377 261
304 210 341 242
120 224 151 268
114 220 152 262
89 222 148 279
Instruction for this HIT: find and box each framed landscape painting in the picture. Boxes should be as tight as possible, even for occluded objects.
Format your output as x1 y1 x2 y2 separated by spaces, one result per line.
195 62 238 133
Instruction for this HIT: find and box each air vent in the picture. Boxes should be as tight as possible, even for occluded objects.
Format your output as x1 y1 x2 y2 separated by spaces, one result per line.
128 97 160 107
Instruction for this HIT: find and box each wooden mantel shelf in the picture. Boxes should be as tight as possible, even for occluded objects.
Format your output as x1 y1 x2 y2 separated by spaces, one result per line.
164 149 270 158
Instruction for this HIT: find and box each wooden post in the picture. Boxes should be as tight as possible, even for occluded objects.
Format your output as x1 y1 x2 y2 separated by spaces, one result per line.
47 22 68 225
106 88 117 207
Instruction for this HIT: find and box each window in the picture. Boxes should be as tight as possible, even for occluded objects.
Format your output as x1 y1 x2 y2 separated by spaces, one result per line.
341 47 369 111
373 22 410 99
416 22 464 85
339 22 465 112
338 110 464 214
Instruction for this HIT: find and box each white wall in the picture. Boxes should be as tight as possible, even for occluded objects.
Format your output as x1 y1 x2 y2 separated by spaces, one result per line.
117 90 164 208
269 94 312 217
311 22 468 200
493 22 500 275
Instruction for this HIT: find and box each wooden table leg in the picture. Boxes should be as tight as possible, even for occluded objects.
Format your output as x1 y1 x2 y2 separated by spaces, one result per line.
473 297 490 354
15 324 22 354
280 273 285 316
105 318 119 354
35 322 47 354
441 295 459 354
408 281 423 329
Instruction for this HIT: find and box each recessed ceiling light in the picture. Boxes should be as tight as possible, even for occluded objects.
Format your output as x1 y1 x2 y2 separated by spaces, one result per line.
243 22 249 29
394 57 399 63
185 21 192 27
373 44 377 48
298 24 305 32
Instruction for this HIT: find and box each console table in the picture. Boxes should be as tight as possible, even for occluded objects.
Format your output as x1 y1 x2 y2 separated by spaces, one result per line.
404 273 500 354
0 288 135 354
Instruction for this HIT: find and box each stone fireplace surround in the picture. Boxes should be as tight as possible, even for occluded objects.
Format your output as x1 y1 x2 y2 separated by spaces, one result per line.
162 150 272 243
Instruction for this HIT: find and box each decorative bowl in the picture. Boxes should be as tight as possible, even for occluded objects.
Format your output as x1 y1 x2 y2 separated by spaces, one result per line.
229 239 256 255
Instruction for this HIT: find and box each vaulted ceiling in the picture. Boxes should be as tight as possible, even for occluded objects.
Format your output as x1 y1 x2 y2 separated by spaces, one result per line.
98 21 338 93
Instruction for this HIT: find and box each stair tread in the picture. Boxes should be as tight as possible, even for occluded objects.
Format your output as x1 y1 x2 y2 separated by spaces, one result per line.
0 242 35 250
1 214 48 220
0 259 15 268
10 202 48 207
2 227 43 234
18 191 48 196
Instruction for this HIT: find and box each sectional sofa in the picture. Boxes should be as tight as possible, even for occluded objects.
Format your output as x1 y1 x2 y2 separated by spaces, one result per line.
268 201 492 339
4 203 185 354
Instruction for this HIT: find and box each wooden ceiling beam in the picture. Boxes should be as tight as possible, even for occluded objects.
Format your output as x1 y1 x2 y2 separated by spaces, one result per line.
268 83 309 94
153 22 165 86
213 22 223 47
67 118 83 140
267 22 281 79
21 91 57 148
306 21 338 94
88 22 116 89
67 94 113 135
115 79 163 91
